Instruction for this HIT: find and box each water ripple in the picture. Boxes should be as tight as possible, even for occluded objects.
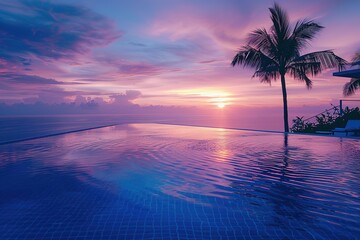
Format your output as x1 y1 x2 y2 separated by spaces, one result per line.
1 123 359 239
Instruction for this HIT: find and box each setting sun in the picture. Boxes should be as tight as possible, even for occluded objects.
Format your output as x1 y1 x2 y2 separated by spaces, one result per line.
216 102 225 108
212 97 229 109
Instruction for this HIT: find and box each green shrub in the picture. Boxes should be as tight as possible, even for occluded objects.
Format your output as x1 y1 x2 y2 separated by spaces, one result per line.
291 106 360 133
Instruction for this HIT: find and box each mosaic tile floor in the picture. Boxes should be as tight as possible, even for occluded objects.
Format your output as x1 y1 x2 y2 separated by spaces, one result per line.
1 124 359 239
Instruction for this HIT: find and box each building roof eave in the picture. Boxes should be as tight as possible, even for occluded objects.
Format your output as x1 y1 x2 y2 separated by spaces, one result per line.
333 68 360 78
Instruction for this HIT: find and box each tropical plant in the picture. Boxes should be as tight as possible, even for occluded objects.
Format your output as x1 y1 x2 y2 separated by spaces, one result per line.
343 51 360 96
291 106 360 133
231 3 346 132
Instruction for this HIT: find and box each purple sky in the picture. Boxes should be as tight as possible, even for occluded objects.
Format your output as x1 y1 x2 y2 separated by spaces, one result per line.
0 0 359 129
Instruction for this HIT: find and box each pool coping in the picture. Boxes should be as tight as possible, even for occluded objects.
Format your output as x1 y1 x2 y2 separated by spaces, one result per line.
148 122 360 140
0 124 118 146
1 122 359 146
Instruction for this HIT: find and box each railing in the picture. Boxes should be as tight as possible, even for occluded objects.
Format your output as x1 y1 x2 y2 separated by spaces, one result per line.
300 99 360 124
302 105 340 123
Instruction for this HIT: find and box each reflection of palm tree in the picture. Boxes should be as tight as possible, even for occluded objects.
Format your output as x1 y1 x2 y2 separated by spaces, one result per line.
282 134 288 170
231 3 346 132
268 135 312 226
343 52 360 96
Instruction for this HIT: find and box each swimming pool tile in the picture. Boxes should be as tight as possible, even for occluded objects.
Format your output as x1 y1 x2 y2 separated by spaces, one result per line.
0 124 359 239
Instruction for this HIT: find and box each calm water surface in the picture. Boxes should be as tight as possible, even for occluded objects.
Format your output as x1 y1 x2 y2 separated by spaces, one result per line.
0 123 359 239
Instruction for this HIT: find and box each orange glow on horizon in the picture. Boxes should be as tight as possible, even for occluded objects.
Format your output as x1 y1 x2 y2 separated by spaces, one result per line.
166 88 233 108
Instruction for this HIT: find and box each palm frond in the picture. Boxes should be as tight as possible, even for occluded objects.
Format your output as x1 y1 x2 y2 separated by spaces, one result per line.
269 3 291 45
343 78 360 96
248 28 277 59
352 51 360 65
287 61 322 76
288 64 315 89
231 45 276 69
291 19 323 50
303 75 312 89
294 50 347 71
253 66 280 83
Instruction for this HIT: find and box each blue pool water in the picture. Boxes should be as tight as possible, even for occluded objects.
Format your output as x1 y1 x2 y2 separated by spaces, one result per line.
0 123 359 239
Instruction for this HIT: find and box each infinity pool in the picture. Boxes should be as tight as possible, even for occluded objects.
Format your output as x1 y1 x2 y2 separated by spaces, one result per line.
0 124 359 239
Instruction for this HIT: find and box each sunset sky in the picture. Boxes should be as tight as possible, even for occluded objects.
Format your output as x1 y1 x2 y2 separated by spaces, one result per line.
0 0 359 129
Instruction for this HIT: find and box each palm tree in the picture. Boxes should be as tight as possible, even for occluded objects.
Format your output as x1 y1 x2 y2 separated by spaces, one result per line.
231 3 346 132
343 51 360 96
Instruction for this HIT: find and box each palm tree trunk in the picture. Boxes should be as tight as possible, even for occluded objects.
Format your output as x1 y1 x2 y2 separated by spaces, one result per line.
280 73 289 132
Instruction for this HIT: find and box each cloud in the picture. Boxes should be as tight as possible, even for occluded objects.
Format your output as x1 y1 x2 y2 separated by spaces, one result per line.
0 73 94 104
0 0 121 69
146 0 349 59
110 90 142 104
0 69 145 106
0 73 68 101
110 59 167 77
90 55 180 80
128 41 147 47
0 88 207 118
147 4 250 53
0 73 62 85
